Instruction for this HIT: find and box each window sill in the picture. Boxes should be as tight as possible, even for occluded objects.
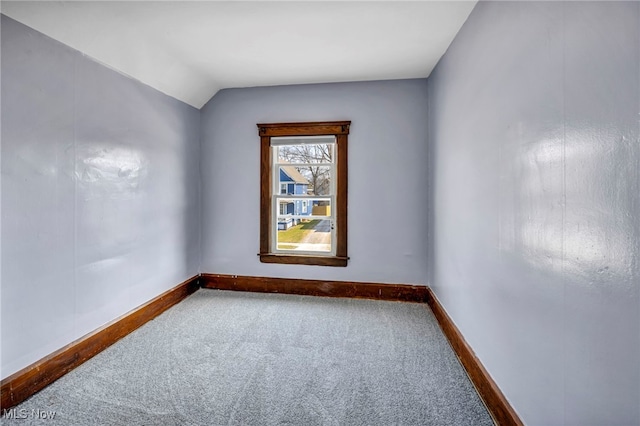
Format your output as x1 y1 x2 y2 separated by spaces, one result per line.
259 253 348 267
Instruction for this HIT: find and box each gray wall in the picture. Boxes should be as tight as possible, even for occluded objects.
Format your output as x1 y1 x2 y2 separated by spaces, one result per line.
428 2 639 424
200 80 429 284
1 15 200 379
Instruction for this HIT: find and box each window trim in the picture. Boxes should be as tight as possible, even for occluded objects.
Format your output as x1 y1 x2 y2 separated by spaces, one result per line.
258 121 350 267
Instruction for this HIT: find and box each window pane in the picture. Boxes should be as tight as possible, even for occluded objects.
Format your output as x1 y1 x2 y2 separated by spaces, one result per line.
271 135 335 147
276 198 332 252
278 165 331 196
277 143 334 164
276 197 331 217
276 219 332 252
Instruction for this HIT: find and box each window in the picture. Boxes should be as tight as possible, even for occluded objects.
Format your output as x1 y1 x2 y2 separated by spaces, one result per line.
258 121 350 267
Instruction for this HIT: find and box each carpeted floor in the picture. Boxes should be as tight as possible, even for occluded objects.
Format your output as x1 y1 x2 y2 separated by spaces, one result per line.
1 289 494 425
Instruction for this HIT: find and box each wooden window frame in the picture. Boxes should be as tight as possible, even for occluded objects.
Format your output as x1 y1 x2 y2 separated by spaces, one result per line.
258 121 350 267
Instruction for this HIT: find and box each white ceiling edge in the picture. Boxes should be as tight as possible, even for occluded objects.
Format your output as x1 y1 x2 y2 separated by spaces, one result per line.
1 1 477 109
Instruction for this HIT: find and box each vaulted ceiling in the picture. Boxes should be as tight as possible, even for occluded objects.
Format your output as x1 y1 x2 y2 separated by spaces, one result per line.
2 1 477 108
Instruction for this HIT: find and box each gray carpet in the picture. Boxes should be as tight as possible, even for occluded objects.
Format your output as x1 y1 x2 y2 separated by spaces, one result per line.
1 289 494 425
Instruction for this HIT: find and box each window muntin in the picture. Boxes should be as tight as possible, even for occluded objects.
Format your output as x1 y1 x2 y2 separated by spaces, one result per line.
258 121 349 267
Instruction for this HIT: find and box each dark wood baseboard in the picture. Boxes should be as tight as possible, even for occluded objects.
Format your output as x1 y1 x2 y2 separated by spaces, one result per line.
425 288 523 426
0 275 200 410
200 273 429 303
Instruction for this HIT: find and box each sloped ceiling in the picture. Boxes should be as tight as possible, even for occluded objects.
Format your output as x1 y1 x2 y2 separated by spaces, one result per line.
1 1 477 108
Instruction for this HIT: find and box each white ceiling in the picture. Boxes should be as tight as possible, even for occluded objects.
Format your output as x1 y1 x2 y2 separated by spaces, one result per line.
1 1 476 109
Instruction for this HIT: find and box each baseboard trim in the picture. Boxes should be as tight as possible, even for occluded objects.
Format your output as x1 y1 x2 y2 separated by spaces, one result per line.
200 273 429 303
0 275 200 410
425 288 523 426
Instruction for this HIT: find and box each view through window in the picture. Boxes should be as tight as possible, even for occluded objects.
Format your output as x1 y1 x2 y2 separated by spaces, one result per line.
273 136 335 254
